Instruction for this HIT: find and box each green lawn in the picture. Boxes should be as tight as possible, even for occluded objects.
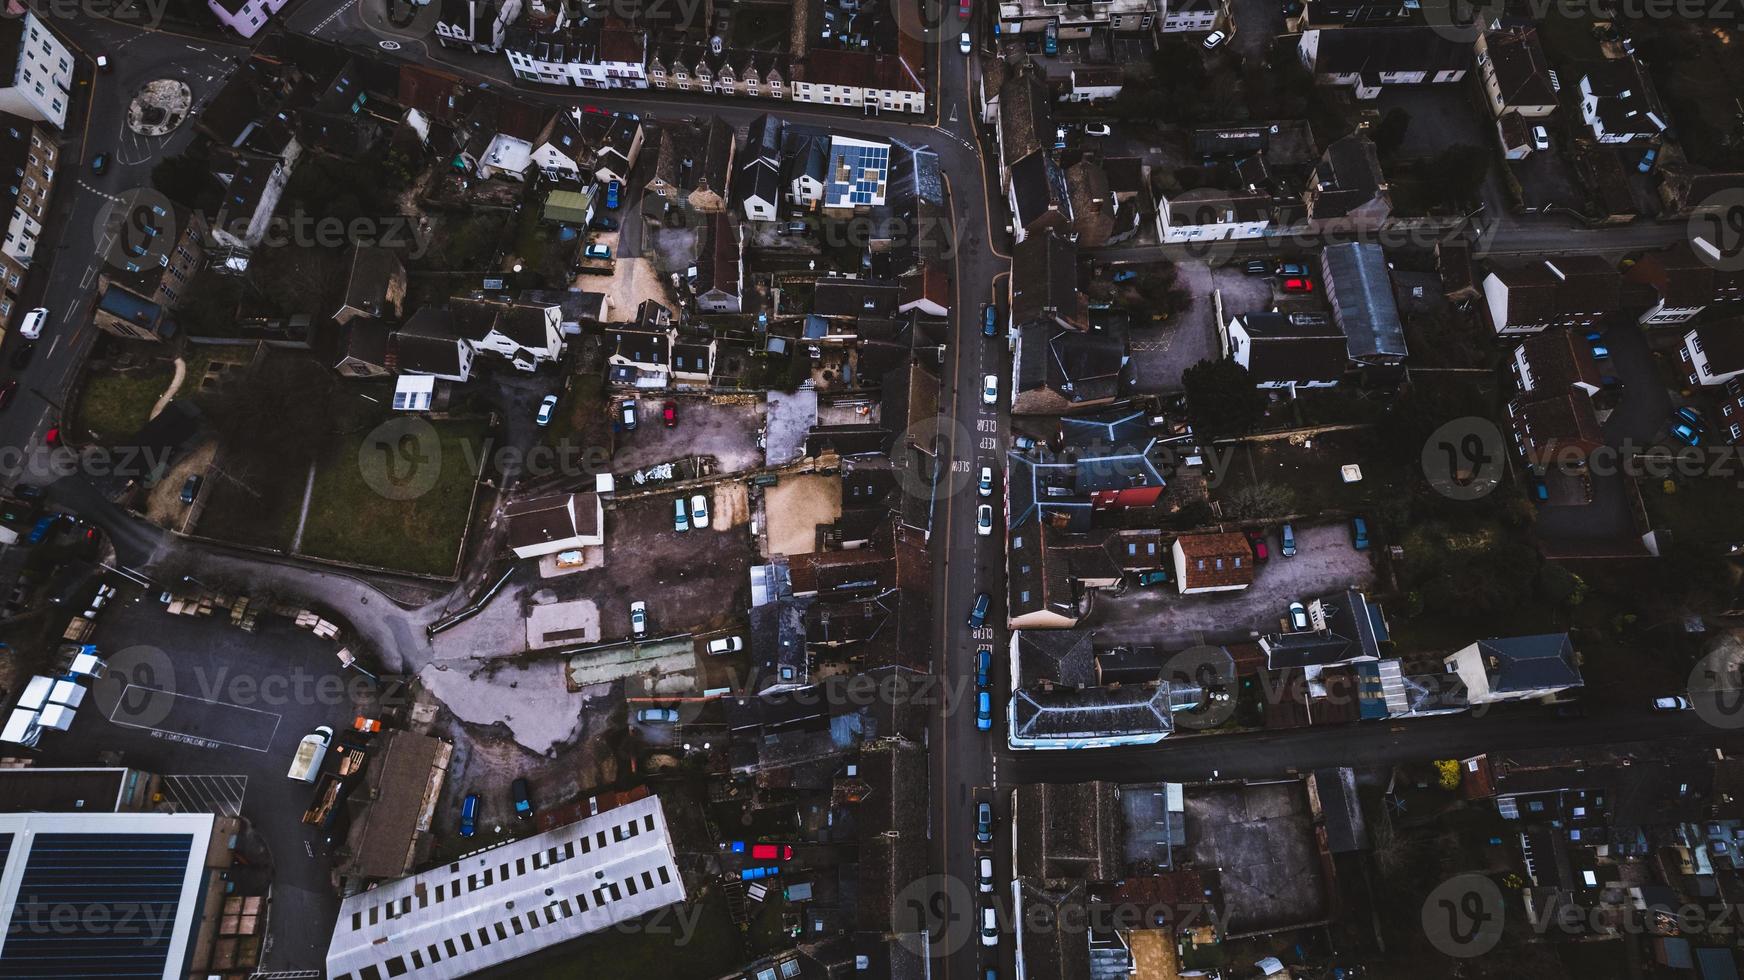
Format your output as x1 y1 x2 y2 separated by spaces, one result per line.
76 369 173 443
295 418 489 577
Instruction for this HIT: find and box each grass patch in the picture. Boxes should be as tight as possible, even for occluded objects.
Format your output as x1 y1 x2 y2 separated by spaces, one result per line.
1213 428 1404 517
296 418 488 576
76 368 173 443
194 462 303 552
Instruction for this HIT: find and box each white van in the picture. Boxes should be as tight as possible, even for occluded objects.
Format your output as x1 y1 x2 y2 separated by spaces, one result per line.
287 726 334 782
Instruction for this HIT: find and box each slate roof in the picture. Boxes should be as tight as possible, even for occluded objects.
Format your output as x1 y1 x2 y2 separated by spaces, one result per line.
1261 589 1389 670
504 493 598 552
1482 22 1556 108
1510 388 1604 458
1306 26 1473 75
1011 232 1084 330
1321 242 1406 360
1691 321 1744 379
1306 135 1386 219
1013 781 1123 884
1517 330 1601 393
1011 685 1176 741
1234 312 1348 385
1473 633 1582 693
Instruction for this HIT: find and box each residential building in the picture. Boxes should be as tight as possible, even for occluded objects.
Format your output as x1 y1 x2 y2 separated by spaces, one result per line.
998 0 1158 36
785 133 829 207
333 321 393 379
1508 387 1604 468
210 153 290 257
1008 633 1190 748
1445 633 1583 705
1066 159 1140 248
1483 256 1620 335
207 0 293 38
1302 135 1390 231
1259 588 1389 670
503 23 648 89
434 0 523 54
1475 21 1557 119
1225 311 1347 391
1680 320 1744 387
0 14 71 128
326 791 685 980
1066 67 1124 103
995 69 1051 190
92 204 208 342
1159 188 1271 243
1158 0 1224 32
391 308 475 382
645 118 734 213
1298 27 1470 98
789 49 925 114
1321 241 1407 368
1172 532 1254 594
694 212 745 313
0 113 56 334
1512 329 1602 399
1579 58 1668 144
734 117 782 221
1007 149 1073 244
646 43 791 103
449 294 564 371
592 116 644 184
332 246 408 326
822 135 891 214
528 110 588 179
506 491 605 559
1287 0 1421 29
1010 231 1087 334
1624 239 1743 326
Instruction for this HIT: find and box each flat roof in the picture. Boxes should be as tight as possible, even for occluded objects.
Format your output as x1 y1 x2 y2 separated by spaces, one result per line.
0 768 131 813
0 811 216 980
327 793 686 980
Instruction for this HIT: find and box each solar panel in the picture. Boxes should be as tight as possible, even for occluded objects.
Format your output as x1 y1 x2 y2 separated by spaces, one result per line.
0 832 193 979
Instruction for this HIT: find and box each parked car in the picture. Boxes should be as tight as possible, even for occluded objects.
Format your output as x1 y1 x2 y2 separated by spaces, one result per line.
1053 125 1067 149
967 592 991 630
1111 269 1138 283
976 690 992 731
750 843 793 861
1350 516 1370 550
591 215 618 231
976 648 991 688
1280 523 1296 557
1282 276 1314 293
95 53 111 72
959 31 972 53
584 243 612 260
179 475 203 505
1589 340 1610 359
636 706 679 723
1531 474 1549 502
630 600 648 636
982 304 999 337
663 400 677 427
620 399 638 430
1012 434 1036 451
976 800 994 844
981 904 999 945
1245 528 1268 561
674 498 690 532
536 394 558 427
1244 259 1269 275
1287 601 1309 631
691 493 710 528
708 635 744 654
459 793 480 837
1202 29 1227 49
1043 20 1058 54
977 503 993 536
605 180 621 208
512 778 533 820
1084 123 1111 137
740 866 781 881
1675 407 1706 432
90 154 108 176
1276 261 1308 277
1531 125 1550 151
1652 695 1692 712
17 307 47 341
982 374 998 405
978 854 994 893
1135 569 1170 586
1638 147 1658 173
1671 421 1702 446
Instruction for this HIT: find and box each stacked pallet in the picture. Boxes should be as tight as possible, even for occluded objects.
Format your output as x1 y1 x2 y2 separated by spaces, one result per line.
294 610 342 639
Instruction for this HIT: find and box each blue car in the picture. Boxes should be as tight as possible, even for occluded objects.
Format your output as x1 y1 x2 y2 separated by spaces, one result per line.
967 592 990 630
1350 516 1370 551
982 305 998 338
1589 341 1610 359
1672 421 1702 446
741 866 781 881
1638 147 1658 173
975 649 991 689
976 691 992 731
1531 475 1549 502
605 180 621 209
459 793 479 837
1583 330 1604 342
1675 407 1706 432
1112 269 1137 282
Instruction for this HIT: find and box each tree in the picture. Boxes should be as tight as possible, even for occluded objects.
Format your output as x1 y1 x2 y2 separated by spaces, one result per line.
1223 481 1297 520
1182 358 1266 439
1434 759 1461 791
1374 108 1412 160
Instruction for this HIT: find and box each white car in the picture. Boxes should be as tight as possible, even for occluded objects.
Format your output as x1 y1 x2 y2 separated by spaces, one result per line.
630 600 647 636
1653 695 1691 712
1202 29 1227 50
536 394 558 427
1288 601 1309 631
1084 123 1111 137
17 308 47 341
982 374 998 406
978 855 994 893
978 466 994 497
1531 125 1550 151
959 31 972 54
707 635 744 655
690 493 710 529
980 905 999 946
977 504 993 536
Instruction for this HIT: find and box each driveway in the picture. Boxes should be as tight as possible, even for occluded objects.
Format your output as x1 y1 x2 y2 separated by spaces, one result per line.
1128 260 1269 393
1083 523 1375 641
612 398 766 474
1229 0 1284 63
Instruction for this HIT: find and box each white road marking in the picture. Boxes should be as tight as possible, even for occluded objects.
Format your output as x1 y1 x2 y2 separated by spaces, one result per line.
106 684 283 753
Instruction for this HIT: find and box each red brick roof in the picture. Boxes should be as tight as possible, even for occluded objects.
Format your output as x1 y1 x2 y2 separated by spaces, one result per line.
1175 532 1254 591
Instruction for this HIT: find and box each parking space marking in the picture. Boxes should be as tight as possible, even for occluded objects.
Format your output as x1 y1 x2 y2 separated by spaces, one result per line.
107 685 282 752
160 774 248 816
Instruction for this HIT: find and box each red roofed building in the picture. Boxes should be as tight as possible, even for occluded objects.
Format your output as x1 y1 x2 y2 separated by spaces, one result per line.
1171 532 1254 594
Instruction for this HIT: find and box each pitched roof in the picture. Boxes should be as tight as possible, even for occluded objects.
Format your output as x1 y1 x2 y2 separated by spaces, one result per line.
1510 388 1604 459
1013 781 1124 884
1306 135 1386 219
1321 242 1406 360
1692 321 1744 378
1011 232 1084 329
1306 26 1472 75
1235 312 1348 384
1517 329 1601 393
1175 532 1254 591
1474 633 1581 692
1261 589 1389 669
1481 22 1556 108
504 493 598 552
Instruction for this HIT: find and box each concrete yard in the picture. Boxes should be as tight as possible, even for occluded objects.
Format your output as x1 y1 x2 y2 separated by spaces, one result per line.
526 596 600 649
763 473 843 557
1183 781 1329 937
612 398 766 475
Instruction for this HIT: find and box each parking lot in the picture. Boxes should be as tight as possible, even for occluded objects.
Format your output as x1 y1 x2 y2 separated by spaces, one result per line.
1128 259 1271 393
612 397 766 475
1085 523 1377 641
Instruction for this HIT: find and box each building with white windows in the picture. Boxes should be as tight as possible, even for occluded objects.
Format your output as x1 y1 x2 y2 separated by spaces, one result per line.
326 792 685 980
206 0 293 40
0 14 70 129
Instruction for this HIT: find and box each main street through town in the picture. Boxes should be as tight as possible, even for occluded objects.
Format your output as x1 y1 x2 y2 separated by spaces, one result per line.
27 6 1744 977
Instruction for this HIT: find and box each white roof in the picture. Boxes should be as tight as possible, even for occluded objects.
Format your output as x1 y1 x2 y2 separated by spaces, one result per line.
48 680 85 709
36 703 74 731
68 652 104 678
17 676 52 711
326 792 686 980
394 375 436 412
0 709 37 746
482 134 533 176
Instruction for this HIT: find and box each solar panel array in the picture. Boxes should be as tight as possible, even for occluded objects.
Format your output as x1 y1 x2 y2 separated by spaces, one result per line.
0 832 193 979
826 140 889 207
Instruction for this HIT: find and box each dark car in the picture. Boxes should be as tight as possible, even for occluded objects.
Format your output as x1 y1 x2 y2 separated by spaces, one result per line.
1244 259 1269 275
592 215 618 231
459 793 480 837
10 343 33 369
982 304 999 337
975 648 991 689
976 801 993 846
0 381 16 412
179 474 202 505
512 778 533 820
90 153 108 176
967 592 990 630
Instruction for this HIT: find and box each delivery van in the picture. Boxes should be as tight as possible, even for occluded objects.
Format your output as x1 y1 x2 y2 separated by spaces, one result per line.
288 726 335 782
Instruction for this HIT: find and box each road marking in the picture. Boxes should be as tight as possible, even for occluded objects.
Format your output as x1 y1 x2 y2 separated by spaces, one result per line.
106 685 283 753
160 774 248 816
314 0 358 35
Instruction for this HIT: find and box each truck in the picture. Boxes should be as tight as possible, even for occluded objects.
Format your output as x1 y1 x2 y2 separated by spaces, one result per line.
287 726 335 782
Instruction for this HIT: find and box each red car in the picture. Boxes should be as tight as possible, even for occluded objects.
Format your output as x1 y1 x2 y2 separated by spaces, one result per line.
0 381 16 411
662 400 677 427
751 843 794 861
44 426 60 447
1282 277 1314 293
1245 528 1269 562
